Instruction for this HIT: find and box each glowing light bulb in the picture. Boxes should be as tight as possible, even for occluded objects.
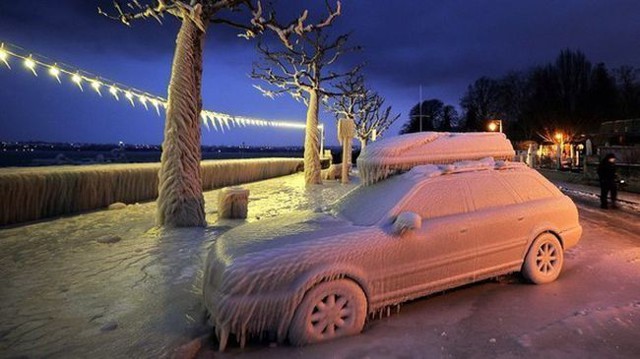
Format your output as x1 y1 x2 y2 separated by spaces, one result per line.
91 80 102 96
138 95 149 110
150 98 161 115
49 66 61 83
24 57 37 76
125 91 135 106
71 73 83 91
109 85 119 100
0 47 10 69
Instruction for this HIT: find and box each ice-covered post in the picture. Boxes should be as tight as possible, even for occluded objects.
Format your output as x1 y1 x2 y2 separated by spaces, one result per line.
338 117 355 184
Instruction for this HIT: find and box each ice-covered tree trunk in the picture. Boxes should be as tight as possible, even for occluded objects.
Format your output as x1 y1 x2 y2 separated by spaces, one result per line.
341 139 352 184
304 90 322 185
156 13 208 227
359 138 367 150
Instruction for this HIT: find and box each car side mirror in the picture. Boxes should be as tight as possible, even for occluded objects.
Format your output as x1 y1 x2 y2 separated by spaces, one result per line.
392 211 422 236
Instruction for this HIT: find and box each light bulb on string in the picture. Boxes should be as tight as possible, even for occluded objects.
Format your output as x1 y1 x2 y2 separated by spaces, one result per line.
124 91 135 106
0 44 10 69
91 80 102 96
48 65 61 83
0 40 318 132
109 85 119 100
150 98 161 115
24 56 37 76
71 73 83 91
138 95 149 110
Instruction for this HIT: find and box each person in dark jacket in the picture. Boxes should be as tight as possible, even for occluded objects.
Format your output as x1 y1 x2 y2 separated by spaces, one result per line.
597 153 617 209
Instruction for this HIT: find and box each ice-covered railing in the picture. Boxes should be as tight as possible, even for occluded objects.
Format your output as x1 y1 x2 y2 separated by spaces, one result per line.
357 132 515 185
0 158 303 226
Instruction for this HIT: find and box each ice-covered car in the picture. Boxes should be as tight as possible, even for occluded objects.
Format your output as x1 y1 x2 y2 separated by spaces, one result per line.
203 157 582 350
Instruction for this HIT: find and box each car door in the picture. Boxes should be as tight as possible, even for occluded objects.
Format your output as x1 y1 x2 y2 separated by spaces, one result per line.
380 177 476 301
463 172 526 278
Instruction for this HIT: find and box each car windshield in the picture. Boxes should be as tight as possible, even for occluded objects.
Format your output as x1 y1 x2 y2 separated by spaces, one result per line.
332 174 415 226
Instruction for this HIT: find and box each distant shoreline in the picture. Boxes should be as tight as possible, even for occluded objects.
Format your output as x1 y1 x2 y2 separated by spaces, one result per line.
0 141 305 167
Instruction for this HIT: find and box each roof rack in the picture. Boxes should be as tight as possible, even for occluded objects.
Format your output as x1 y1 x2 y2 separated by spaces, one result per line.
403 157 527 182
358 132 515 185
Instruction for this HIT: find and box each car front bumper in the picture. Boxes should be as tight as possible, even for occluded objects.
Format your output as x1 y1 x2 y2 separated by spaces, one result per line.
203 283 299 346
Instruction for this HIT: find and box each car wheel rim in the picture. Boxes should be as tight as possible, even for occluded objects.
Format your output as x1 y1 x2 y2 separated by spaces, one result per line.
535 242 558 274
309 293 354 338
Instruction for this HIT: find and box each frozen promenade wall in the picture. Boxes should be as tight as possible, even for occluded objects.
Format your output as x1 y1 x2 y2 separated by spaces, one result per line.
0 158 303 226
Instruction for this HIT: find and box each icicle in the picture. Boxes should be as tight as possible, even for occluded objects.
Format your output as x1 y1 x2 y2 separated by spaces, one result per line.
216 117 225 133
201 112 209 130
218 327 229 352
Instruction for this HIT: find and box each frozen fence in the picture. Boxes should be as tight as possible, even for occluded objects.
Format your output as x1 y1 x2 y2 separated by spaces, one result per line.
0 158 303 226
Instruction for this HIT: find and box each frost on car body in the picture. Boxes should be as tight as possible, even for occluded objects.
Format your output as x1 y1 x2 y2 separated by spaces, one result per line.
203 134 582 351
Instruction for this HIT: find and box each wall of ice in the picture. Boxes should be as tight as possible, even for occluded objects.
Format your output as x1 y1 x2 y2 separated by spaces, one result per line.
0 158 303 226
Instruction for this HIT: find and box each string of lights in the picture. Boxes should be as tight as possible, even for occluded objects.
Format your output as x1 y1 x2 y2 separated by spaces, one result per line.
0 41 318 132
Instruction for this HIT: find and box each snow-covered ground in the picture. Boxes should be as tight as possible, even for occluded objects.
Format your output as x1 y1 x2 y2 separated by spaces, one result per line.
0 172 355 358
1 171 639 359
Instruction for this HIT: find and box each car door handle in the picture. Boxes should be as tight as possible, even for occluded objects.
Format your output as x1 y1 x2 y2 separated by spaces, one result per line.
517 216 525 221
460 228 468 233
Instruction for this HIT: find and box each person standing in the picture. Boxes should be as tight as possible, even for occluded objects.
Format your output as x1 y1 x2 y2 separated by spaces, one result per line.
597 153 617 209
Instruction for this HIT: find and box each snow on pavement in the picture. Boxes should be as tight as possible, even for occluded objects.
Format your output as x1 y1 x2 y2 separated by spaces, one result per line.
0 172 355 358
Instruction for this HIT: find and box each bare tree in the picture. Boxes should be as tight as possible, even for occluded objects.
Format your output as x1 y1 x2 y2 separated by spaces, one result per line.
333 75 400 149
251 1 360 185
100 0 265 227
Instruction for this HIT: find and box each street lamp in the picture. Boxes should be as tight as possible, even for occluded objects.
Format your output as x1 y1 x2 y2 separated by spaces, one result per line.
487 119 502 133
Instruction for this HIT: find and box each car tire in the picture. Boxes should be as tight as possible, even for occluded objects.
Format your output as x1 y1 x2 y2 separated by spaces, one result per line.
289 279 367 346
522 233 564 284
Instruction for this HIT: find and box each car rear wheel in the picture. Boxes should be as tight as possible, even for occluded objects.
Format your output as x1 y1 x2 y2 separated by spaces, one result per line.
522 233 564 284
289 279 367 346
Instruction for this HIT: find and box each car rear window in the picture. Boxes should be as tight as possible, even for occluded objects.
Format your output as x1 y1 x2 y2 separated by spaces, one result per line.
499 171 560 201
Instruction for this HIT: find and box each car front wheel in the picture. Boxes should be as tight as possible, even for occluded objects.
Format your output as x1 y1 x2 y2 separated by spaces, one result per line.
289 279 367 346
522 233 564 284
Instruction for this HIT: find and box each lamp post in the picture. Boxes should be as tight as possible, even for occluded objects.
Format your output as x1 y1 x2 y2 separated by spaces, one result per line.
487 119 502 133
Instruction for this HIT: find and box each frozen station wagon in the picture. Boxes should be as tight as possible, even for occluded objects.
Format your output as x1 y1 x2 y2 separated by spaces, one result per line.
203 132 582 350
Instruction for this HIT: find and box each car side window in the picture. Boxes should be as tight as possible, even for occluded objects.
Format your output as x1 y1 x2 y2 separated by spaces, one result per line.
403 179 468 219
466 174 519 211
500 172 558 201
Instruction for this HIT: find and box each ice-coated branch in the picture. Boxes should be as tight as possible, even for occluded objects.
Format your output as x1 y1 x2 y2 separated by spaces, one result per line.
99 0 266 36
332 73 366 118
255 1 342 50
357 93 400 144
332 74 400 146
98 0 196 27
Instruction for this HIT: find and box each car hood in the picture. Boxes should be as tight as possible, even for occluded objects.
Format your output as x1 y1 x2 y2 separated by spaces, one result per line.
214 211 361 261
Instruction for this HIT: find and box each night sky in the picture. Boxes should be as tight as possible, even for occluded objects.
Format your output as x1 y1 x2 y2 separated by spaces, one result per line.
1 1 639 147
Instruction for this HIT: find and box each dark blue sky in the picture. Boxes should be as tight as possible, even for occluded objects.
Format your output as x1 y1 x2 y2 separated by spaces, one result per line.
1 1 639 146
